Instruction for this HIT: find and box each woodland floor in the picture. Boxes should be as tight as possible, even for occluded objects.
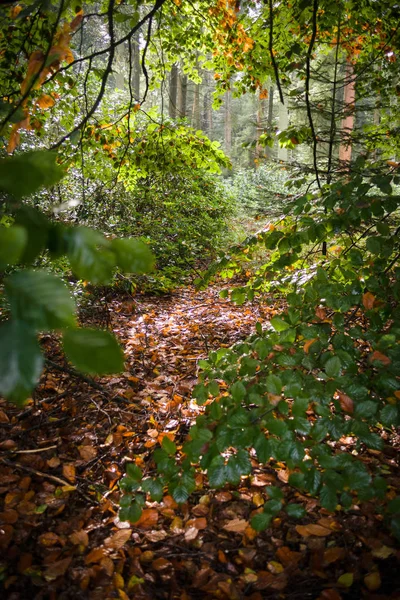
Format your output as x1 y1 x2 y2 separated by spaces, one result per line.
0 283 399 600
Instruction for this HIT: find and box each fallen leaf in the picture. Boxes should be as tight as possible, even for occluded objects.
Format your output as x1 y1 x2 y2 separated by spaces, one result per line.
337 391 354 414
337 572 354 587
78 445 97 462
69 530 89 547
296 524 332 537
186 517 207 530
143 529 168 542
44 557 72 581
371 545 395 559
38 532 62 547
323 546 345 565
364 571 381 591
152 557 171 571
104 529 132 550
304 338 318 353
223 518 249 533
215 491 233 501
85 547 107 564
317 589 342 600
134 508 158 529
369 351 391 366
276 546 302 567
47 456 61 468
184 526 199 541
62 464 76 483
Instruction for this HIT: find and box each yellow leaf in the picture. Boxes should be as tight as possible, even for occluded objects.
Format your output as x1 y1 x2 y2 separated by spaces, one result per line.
364 571 381 591
337 572 354 587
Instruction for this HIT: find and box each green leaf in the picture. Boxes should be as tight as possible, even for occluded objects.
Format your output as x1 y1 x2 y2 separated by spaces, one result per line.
62 328 124 375
366 236 382 255
285 503 306 518
119 494 132 508
325 356 342 377
379 405 398 426
266 374 283 395
208 456 226 488
162 437 177 455
112 238 155 274
320 484 338 512
0 320 43 405
14 206 49 263
0 226 27 270
251 511 272 531
390 516 400 541
266 486 284 500
231 381 247 402
270 317 290 332
128 502 143 523
126 463 142 481
193 383 209 405
141 478 164 502
354 400 377 419
67 227 115 284
119 477 141 493
5 270 76 330
387 497 400 514
0 151 64 199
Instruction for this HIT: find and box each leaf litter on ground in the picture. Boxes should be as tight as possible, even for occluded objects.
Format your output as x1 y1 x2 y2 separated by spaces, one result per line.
0 283 399 599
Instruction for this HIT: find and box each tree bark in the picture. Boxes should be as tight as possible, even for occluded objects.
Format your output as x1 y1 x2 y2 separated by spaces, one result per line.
132 32 140 101
177 72 188 118
169 63 178 119
224 89 232 153
339 61 355 165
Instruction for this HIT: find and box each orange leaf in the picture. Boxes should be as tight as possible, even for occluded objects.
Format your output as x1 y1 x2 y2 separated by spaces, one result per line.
37 94 55 109
85 547 107 564
259 88 268 99
315 307 327 320
296 524 332 537
323 546 346 565
369 351 391 366
7 126 20 154
337 391 354 414
134 508 158 529
69 530 89 547
304 338 318 353
62 464 76 483
104 529 131 550
186 517 207 530
362 292 375 310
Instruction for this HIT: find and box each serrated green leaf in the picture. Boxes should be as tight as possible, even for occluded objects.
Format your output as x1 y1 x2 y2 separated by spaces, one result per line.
270 317 290 332
67 227 115 284
0 320 43 405
126 463 142 481
266 486 284 500
251 511 272 531
193 383 209 405
320 484 338 512
0 151 64 199
285 503 306 518
231 381 246 402
325 356 342 377
128 502 142 523
162 436 177 455
0 226 27 270
380 405 398 426
208 456 226 488
266 374 282 395
5 270 76 331
62 328 124 375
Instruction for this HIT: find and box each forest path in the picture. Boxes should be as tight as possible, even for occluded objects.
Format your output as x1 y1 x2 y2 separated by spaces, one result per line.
0 284 399 599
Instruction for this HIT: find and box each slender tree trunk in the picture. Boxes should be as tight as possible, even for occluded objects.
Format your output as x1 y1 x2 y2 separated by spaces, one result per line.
132 32 140 101
169 63 178 120
177 72 187 118
277 99 289 162
224 89 232 154
191 83 201 129
339 61 355 165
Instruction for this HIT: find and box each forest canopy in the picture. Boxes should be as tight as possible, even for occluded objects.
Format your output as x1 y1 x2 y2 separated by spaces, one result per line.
1 0 400 562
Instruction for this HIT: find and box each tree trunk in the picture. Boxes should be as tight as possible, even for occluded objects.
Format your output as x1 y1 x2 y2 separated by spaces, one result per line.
132 32 140 101
224 89 232 154
169 63 178 120
339 61 355 165
277 98 289 163
191 83 201 130
177 72 188 118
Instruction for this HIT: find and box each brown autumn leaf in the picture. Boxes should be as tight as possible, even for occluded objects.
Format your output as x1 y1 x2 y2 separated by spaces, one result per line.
78 445 97 462
0 509 18 524
104 529 132 550
85 547 107 564
369 350 391 366
315 307 327 320
337 391 354 414
100 556 114 576
133 508 158 529
143 529 168 543
186 517 207 530
323 546 346 565
276 546 303 567
151 557 172 571
69 530 89 547
62 463 76 483
223 518 249 533
362 292 375 310
215 491 233 501
296 524 332 537
256 570 287 591
47 456 61 468
184 526 199 541
44 557 72 581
